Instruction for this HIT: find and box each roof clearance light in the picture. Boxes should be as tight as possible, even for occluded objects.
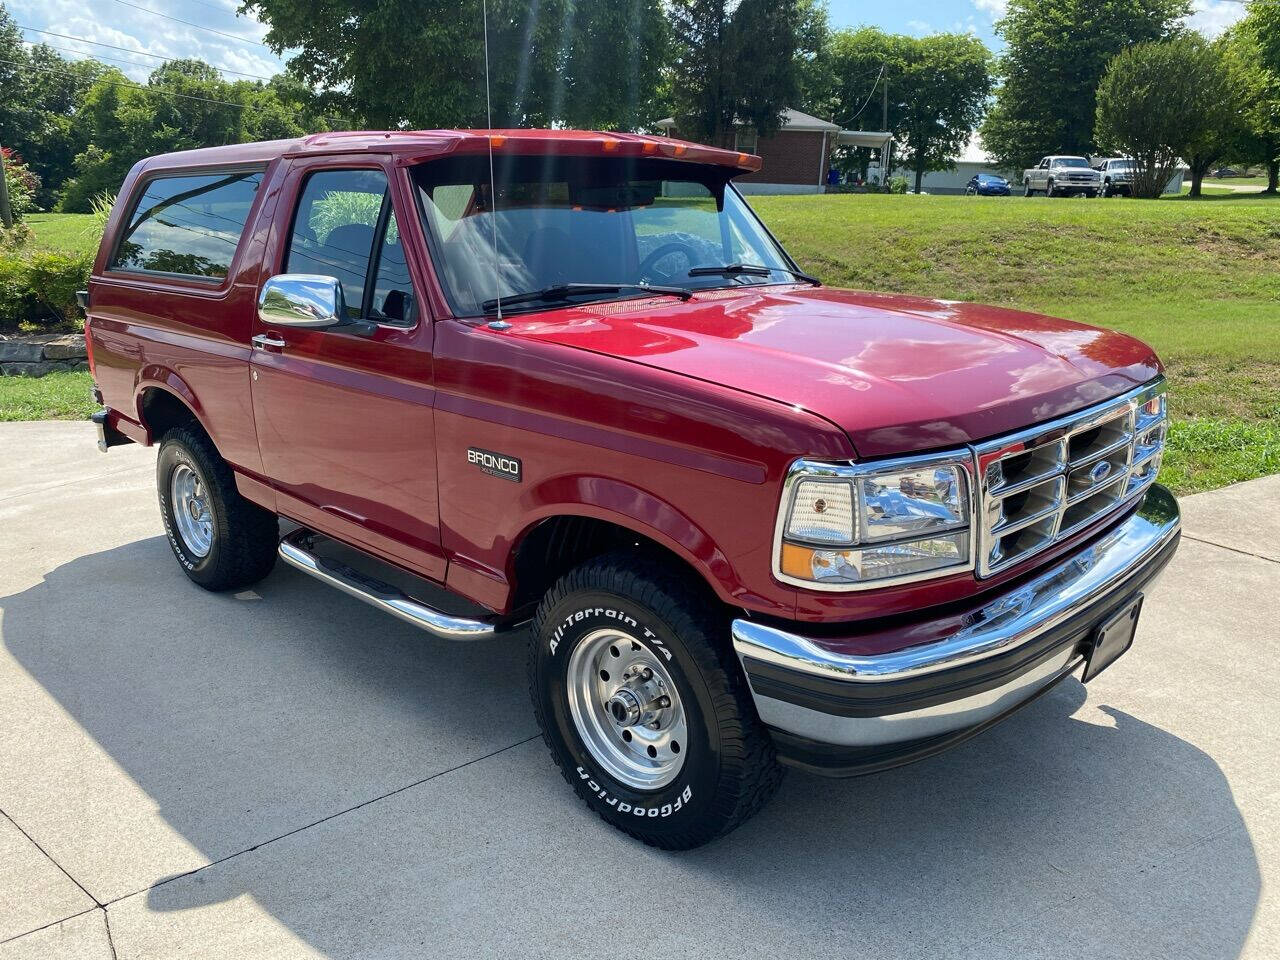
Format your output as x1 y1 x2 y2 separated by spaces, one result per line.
642 142 657 154
738 153 750 165
489 135 507 147
602 138 620 152
672 144 688 157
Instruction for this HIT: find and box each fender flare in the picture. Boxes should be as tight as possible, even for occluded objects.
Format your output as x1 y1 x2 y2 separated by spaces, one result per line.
133 367 210 443
511 474 746 608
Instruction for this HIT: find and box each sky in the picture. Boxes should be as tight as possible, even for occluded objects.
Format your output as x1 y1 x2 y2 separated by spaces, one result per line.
6 0 1253 87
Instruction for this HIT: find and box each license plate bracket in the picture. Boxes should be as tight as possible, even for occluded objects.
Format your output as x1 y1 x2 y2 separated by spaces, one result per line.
1083 595 1143 682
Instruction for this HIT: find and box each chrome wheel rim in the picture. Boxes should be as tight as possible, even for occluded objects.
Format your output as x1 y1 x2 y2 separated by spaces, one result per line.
170 463 213 558
566 628 688 791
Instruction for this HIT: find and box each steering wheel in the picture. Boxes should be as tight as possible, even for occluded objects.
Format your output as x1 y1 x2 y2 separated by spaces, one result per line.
638 242 699 285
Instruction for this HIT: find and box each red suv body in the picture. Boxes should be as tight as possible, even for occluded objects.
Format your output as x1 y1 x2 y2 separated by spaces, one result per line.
86 130 1180 848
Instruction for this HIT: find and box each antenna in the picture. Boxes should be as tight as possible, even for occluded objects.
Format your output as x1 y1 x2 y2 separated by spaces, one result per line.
481 0 508 328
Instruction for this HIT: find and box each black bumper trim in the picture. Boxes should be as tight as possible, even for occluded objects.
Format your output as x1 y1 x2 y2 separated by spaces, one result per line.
769 658 1081 778
744 530 1179 720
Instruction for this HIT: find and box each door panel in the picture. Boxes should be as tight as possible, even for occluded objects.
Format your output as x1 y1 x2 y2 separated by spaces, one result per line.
249 158 446 581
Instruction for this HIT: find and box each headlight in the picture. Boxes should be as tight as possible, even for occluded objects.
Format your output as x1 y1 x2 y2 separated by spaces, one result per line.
776 455 975 590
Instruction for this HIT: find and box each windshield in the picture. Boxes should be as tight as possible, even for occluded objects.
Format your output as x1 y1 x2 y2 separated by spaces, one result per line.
413 156 795 316
1052 158 1091 168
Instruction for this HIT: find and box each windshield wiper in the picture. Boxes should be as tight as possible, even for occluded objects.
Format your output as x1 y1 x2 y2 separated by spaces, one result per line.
688 263 820 285
481 282 693 313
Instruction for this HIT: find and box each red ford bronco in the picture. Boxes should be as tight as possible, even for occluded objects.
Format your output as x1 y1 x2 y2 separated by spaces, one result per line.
85 130 1180 849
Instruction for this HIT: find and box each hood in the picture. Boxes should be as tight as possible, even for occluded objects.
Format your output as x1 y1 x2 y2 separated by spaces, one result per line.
507 286 1161 458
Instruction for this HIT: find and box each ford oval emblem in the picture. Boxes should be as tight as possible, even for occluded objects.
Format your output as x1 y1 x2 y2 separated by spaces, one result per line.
1089 461 1113 483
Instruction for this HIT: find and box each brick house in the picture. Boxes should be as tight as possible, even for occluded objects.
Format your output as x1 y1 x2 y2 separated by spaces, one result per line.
654 109 889 195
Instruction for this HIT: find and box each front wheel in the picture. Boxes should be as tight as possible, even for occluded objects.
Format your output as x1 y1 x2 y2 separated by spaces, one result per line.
157 425 278 591
1023 180 1034 197
1046 179 1057 198
529 553 783 849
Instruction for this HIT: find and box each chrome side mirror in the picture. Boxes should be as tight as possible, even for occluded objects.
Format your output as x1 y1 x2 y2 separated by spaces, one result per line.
258 275 348 329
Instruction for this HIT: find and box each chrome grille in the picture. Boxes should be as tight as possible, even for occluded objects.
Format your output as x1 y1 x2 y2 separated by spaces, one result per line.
975 382 1167 577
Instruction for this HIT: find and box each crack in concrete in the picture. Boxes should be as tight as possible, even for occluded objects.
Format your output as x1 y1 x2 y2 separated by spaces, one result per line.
1182 534 1280 567
0 805 101 908
0 735 538 947
100 734 541 908
0 466 152 506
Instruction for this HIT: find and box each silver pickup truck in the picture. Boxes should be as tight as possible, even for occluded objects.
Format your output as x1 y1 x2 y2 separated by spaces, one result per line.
1023 156 1101 198
1095 158 1136 197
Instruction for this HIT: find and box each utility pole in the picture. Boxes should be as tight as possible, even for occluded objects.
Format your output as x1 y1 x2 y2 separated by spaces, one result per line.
881 67 893 182
882 66 889 132
0 143 12 230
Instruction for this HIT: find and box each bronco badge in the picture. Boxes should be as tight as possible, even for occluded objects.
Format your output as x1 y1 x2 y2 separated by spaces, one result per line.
467 447 522 482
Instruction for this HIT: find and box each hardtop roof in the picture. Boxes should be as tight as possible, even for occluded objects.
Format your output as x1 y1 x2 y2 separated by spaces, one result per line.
134 129 762 175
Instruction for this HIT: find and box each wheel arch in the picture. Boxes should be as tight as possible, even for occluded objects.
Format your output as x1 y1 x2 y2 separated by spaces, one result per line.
505 494 742 620
134 372 207 445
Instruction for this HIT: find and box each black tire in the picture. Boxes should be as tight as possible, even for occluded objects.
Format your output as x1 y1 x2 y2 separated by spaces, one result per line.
529 552 783 850
1101 180 1111 198
157 425 278 591
1023 180 1034 197
1046 179 1057 198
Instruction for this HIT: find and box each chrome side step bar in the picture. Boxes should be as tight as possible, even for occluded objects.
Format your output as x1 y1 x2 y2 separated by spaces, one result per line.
278 530 499 641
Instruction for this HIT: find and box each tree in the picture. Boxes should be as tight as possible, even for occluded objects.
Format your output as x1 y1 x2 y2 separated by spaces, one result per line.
559 0 669 130
824 29 991 192
59 60 325 210
667 0 802 146
246 0 666 131
896 34 993 193
794 0 837 119
1095 35 1233 198
0 7 108 208
1229 5 1280 193
981 0 1189 174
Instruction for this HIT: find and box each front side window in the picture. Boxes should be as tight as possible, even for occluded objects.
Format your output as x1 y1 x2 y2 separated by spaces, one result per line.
413 155 794 316
111 170 262 279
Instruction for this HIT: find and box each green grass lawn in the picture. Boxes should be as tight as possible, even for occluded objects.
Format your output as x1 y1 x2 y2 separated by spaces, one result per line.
10 198 1279 493
1206 175 1270 188
0 371 95 421
26 213 100 254
752 192 1280 494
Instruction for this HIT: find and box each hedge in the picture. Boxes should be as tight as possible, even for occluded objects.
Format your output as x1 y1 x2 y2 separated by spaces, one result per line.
0 243 92 332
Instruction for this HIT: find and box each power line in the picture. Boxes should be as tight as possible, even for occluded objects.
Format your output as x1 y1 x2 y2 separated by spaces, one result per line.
841 64 887 126
110 0 272 49
18 25 278 82
0 56 265 112
0 54 348 129
21 38 278 84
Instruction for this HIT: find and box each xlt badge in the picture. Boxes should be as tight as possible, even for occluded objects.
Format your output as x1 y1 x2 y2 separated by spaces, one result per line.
468 447 522 482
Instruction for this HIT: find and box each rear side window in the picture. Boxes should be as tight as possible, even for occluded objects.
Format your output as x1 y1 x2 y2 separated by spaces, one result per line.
111 171 262 280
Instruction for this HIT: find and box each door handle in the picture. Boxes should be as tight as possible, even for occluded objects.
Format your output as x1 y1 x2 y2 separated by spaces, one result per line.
251 333 286 351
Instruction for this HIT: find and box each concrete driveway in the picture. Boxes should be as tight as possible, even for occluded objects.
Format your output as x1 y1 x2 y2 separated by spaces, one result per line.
1 420 1276 959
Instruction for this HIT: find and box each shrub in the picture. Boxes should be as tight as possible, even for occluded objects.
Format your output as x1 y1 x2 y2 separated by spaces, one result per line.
888 176 910 194
0 248 92 331
2 149 40 221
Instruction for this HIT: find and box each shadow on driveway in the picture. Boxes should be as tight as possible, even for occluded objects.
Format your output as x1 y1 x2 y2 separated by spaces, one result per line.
1 537 1262 957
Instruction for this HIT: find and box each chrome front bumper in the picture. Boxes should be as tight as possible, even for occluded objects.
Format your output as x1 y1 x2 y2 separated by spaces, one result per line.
732 485 1180 768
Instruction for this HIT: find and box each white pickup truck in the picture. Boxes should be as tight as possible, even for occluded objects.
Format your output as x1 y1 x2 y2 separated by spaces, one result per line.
1023 156 1101 198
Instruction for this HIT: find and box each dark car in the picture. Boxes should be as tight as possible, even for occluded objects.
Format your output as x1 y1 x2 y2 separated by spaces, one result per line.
966 173 1011 196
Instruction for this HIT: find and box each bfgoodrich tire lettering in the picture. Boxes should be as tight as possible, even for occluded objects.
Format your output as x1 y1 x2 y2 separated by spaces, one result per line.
157 425 278 591
529 552 783 849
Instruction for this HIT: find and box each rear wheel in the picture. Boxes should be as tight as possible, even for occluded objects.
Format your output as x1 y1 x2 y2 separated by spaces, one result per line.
157 425 278 591
529 553 783 849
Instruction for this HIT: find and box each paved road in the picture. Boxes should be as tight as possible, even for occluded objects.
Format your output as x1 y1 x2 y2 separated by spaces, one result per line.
1 420 1276 959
